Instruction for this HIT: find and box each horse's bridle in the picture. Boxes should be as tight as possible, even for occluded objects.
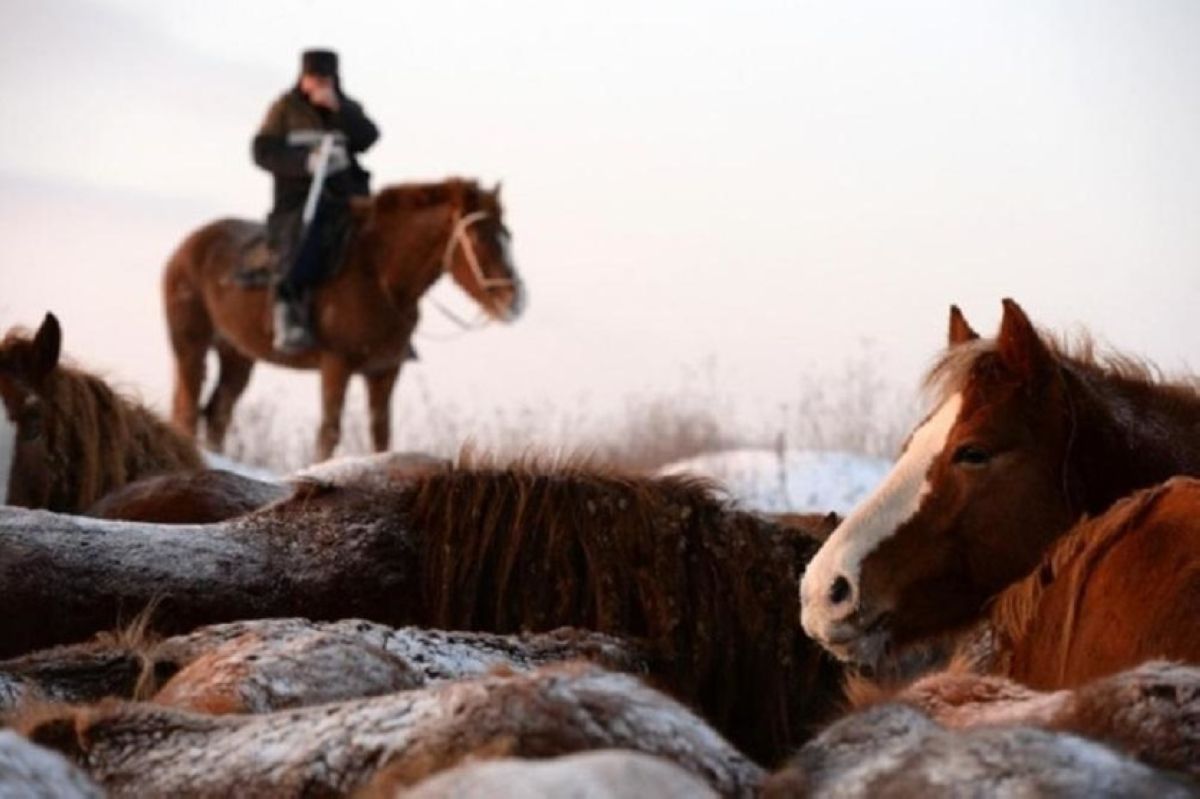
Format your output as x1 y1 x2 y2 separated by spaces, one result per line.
443 211 517 289
426 210 518 332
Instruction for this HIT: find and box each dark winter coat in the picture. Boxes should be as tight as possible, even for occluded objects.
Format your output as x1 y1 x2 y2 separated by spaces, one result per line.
252 86 379 215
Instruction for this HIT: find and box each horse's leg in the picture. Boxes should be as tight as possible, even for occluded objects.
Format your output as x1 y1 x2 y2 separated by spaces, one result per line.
316 356 353 462
166 292 213 439
364 365 402 452
202 343 256 453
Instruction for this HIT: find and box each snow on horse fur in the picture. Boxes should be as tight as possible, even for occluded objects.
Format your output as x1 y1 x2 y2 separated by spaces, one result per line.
0 617 645 716
0 460 844 763
384 750 717 799
849 660 1200 780
17 662 763 798
0 729 102 799
151 619 647 714
763 702 1196 798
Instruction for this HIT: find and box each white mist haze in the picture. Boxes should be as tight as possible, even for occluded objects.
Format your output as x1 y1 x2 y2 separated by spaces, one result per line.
0 0 1197 450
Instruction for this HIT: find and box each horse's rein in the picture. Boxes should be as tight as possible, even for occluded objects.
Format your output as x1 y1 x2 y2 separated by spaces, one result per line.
428 210 514 332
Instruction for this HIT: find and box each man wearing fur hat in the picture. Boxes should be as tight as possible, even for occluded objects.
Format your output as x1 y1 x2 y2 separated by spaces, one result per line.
253 48 380 353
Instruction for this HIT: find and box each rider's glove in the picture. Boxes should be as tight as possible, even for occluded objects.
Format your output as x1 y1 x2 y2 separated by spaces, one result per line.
306 143 350 176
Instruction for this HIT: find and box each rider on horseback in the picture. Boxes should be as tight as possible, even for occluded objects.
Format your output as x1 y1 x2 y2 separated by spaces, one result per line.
252 49 379 353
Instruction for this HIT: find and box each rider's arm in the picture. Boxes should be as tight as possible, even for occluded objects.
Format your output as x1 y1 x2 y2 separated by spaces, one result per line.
335 96 380 154
251 98 311 178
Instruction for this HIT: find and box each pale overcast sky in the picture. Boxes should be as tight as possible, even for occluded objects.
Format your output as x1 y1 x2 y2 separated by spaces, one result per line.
0 0 1197 447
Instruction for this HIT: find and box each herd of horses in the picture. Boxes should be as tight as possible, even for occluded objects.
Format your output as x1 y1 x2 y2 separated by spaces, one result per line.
0 226 1197 796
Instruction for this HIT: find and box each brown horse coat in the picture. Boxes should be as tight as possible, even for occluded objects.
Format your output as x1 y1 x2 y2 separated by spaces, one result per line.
19 663 764 798
85 468 289 523
85 452 448 524
164 180 523 460
984 477 1200 688
0 314 201 512
0 462 841 763
801 299 1200 668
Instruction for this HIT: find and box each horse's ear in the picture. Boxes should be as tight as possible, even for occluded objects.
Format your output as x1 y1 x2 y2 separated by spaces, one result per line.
493 180 503 201
30 312 61 382
996 298 1050 379
948 304 979 346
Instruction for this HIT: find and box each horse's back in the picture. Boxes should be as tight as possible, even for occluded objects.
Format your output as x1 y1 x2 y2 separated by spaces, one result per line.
1005 477 1200 687
86 469 289 524
164 217 263 284
1081 477 1200 670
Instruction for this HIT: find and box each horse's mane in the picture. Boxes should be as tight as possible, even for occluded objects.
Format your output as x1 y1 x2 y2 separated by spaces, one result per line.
0 328 202 511
986 481 1176 660
49 363 202 510
399 455 843 763
923 332 1200 409
372 178 491 215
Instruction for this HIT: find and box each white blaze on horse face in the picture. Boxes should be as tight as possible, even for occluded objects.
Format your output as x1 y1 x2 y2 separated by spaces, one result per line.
0 400 15 505
799 393 963 651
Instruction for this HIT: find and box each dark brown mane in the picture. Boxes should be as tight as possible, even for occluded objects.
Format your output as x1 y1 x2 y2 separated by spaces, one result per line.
372 178 490 215
402 457 843 764
925 332 1200 408
0 327 203 511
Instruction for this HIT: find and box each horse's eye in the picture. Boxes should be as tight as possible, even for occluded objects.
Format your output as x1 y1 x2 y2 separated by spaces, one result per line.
952 444 991 466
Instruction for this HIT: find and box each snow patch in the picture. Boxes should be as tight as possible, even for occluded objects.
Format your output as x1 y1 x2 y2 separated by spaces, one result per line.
202 451 280 483
291 452 447 489
657 448 890 514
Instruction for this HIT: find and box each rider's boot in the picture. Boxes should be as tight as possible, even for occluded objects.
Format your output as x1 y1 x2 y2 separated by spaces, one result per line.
272 294 315 354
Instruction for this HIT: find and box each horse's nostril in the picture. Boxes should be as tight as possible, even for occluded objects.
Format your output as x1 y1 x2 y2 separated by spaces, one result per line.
829 575 852 606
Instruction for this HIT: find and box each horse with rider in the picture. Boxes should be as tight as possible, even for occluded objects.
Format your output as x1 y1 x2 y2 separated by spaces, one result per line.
163 48 524 461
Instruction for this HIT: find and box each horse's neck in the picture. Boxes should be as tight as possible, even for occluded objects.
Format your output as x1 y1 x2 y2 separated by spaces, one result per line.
357 205 455 307
1068 367 1200 513
47 371 197 511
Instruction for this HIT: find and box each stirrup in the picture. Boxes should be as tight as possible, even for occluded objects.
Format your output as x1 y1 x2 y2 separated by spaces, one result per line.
272 303 316 354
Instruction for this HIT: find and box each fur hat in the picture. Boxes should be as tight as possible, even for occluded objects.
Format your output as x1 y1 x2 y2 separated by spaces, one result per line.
301 49 339 77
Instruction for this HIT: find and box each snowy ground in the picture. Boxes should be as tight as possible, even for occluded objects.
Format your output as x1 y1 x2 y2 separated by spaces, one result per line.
657 448 890 514
205 447 891 516
202 452 279 482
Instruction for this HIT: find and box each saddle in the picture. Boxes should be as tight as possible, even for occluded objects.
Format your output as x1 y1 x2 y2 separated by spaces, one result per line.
227 212 356 291
229 235 277 289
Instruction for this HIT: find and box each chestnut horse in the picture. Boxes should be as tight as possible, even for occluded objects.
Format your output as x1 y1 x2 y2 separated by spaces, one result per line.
0 314 201 512
800 299 1200 668
164 179 524 461
985 477 1200 689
